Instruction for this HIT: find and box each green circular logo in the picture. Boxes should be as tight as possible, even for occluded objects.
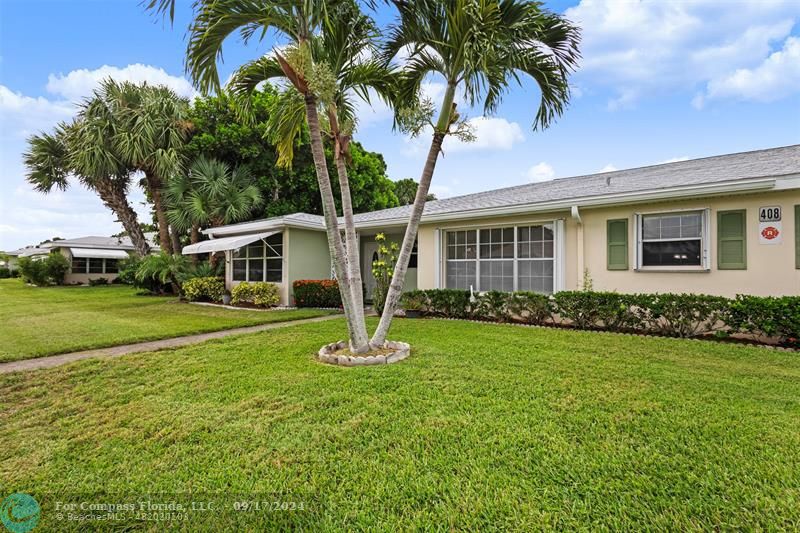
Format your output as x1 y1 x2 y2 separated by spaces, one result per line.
0 494 40 533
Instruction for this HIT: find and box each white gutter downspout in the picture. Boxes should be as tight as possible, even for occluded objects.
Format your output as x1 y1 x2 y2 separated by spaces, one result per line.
571 205 584 290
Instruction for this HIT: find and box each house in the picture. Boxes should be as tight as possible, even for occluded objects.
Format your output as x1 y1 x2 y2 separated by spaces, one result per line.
15 234 159 284
183 144 800 306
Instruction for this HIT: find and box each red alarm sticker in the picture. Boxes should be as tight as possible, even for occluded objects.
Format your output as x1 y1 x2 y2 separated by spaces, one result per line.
761 226 780 240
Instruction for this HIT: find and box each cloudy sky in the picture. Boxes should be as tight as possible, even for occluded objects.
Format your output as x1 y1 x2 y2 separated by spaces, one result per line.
1 0 799 250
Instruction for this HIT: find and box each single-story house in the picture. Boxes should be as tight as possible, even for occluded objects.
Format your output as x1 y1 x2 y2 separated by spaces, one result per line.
16 234 159 284
184 144 800 306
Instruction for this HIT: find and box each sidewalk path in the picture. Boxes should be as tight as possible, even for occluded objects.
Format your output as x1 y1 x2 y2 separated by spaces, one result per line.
0 314 341 374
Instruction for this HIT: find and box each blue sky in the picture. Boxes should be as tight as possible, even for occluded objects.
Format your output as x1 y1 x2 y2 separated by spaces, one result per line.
1 0 799 250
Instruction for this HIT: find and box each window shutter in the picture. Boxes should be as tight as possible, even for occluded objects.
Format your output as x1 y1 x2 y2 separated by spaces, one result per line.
607 218 629 270
795 205 800 269
717 210 747 270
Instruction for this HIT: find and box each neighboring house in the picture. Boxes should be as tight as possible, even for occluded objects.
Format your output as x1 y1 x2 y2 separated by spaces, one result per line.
184 144 800 306
15 234 160 284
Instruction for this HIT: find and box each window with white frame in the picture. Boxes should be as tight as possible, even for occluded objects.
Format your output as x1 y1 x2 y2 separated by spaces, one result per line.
71 257 120 274
637 211 705 268
445 223 555 294
232 233 283 282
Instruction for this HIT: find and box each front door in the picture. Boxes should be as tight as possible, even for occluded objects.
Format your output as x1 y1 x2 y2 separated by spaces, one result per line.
362 241 380 301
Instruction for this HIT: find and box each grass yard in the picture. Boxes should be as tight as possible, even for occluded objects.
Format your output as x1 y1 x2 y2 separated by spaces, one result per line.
1 317 798 530
0 279 334 362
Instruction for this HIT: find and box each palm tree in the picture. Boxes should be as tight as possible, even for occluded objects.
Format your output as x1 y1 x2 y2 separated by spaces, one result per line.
165 156 264 244
227 2 396 351
24 119 152 257
182 0 386 353
369 0 581 346
93 79 192 254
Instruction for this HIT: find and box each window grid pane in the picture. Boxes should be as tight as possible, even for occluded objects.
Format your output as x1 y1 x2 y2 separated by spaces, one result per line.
640 212 704 267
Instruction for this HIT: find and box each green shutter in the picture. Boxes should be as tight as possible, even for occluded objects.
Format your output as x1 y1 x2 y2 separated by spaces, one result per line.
795 205 800 269
717 210 747 270
607 219 628 270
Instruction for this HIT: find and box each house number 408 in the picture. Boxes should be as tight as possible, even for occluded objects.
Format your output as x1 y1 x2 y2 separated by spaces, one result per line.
759 206 781 222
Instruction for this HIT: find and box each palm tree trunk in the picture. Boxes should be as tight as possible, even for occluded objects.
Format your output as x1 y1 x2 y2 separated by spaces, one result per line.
145 171 172 254
327 107 369 352
170 226 182 255
190 224 200 244
303 94 369 353
370 84 456 347
95 180 151 257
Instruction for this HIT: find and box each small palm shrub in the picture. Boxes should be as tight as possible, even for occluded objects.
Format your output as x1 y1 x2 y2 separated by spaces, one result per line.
183 277 225 302
231 282 280 307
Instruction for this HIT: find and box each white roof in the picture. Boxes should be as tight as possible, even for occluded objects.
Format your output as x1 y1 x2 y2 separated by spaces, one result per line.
69 248 130 259
182 231 278 255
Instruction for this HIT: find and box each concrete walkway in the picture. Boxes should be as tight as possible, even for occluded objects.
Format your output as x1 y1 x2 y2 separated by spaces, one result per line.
0 314 341 374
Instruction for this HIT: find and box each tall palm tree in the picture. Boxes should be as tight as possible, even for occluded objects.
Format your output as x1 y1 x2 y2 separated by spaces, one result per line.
227 2 396 351
165 156 264 244
369 0 581 346
183 0 381 352
94 79 192 253
24 119 152 256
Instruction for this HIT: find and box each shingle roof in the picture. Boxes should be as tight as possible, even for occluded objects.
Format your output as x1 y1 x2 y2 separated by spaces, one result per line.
352 144 800 224
41 233 160 250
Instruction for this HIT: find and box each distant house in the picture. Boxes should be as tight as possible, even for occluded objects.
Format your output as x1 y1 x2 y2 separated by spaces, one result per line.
184 144 800 306
14 234 159 284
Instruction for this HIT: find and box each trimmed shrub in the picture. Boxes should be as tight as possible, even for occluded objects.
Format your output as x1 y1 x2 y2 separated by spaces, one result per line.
232 282 280 307
0 267 10 279
551 291 606 330
424 289 472 318
183 277 225 302
293 279 341 308
472 290 510 321
18 253 69 286
401 290 430 313
17 257 48 285
727 295 800 347
44 252 70 285
88 277 110 286
507 292 551 325
635 293 729 338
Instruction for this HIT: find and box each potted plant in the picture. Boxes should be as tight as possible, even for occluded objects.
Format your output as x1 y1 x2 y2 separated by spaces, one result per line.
401 292 426 318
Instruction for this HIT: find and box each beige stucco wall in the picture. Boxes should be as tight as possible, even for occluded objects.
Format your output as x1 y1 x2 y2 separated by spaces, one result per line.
59 247 122 285
415 190 800 297
582 190 800 297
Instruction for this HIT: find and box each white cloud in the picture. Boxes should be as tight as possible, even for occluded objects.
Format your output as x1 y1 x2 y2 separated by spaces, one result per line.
599 164 618 173
565 0 800 107
527 162 556 182
0 85 73 139
695 36 800 106
46 63 197 101
658 156 690 164
443 117 524 153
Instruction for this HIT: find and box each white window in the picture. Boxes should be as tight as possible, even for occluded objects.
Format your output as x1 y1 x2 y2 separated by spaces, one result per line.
445 223 556 294
71 257 119 274
635 210 709 270
232 233 283 282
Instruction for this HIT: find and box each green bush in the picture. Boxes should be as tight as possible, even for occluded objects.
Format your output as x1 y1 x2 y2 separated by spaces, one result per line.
552 291 642 331
18 253 69 286
401 290 429 312
183 277 225 302
88 277 110 286
293 280 341 308
635 293 729 338
551 291 606 330
0 267 10 279
424 289 472 318
472 290 510 321
507 292 551 325
118 255 168 293
231 282 280 307
727 295 800 347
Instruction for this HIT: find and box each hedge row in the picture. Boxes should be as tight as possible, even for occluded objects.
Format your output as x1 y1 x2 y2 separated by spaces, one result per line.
293 280 342 308
401 289 800 347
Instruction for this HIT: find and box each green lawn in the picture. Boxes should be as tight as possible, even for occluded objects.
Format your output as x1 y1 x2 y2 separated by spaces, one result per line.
0 279 334 362
1 317 798 530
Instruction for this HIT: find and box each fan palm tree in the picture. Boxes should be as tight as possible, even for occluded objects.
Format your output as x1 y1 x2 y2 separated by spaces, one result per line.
24 119 152 256
165 156 264 244
93 79 192 253
369 0 581 346
226 2 396 351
